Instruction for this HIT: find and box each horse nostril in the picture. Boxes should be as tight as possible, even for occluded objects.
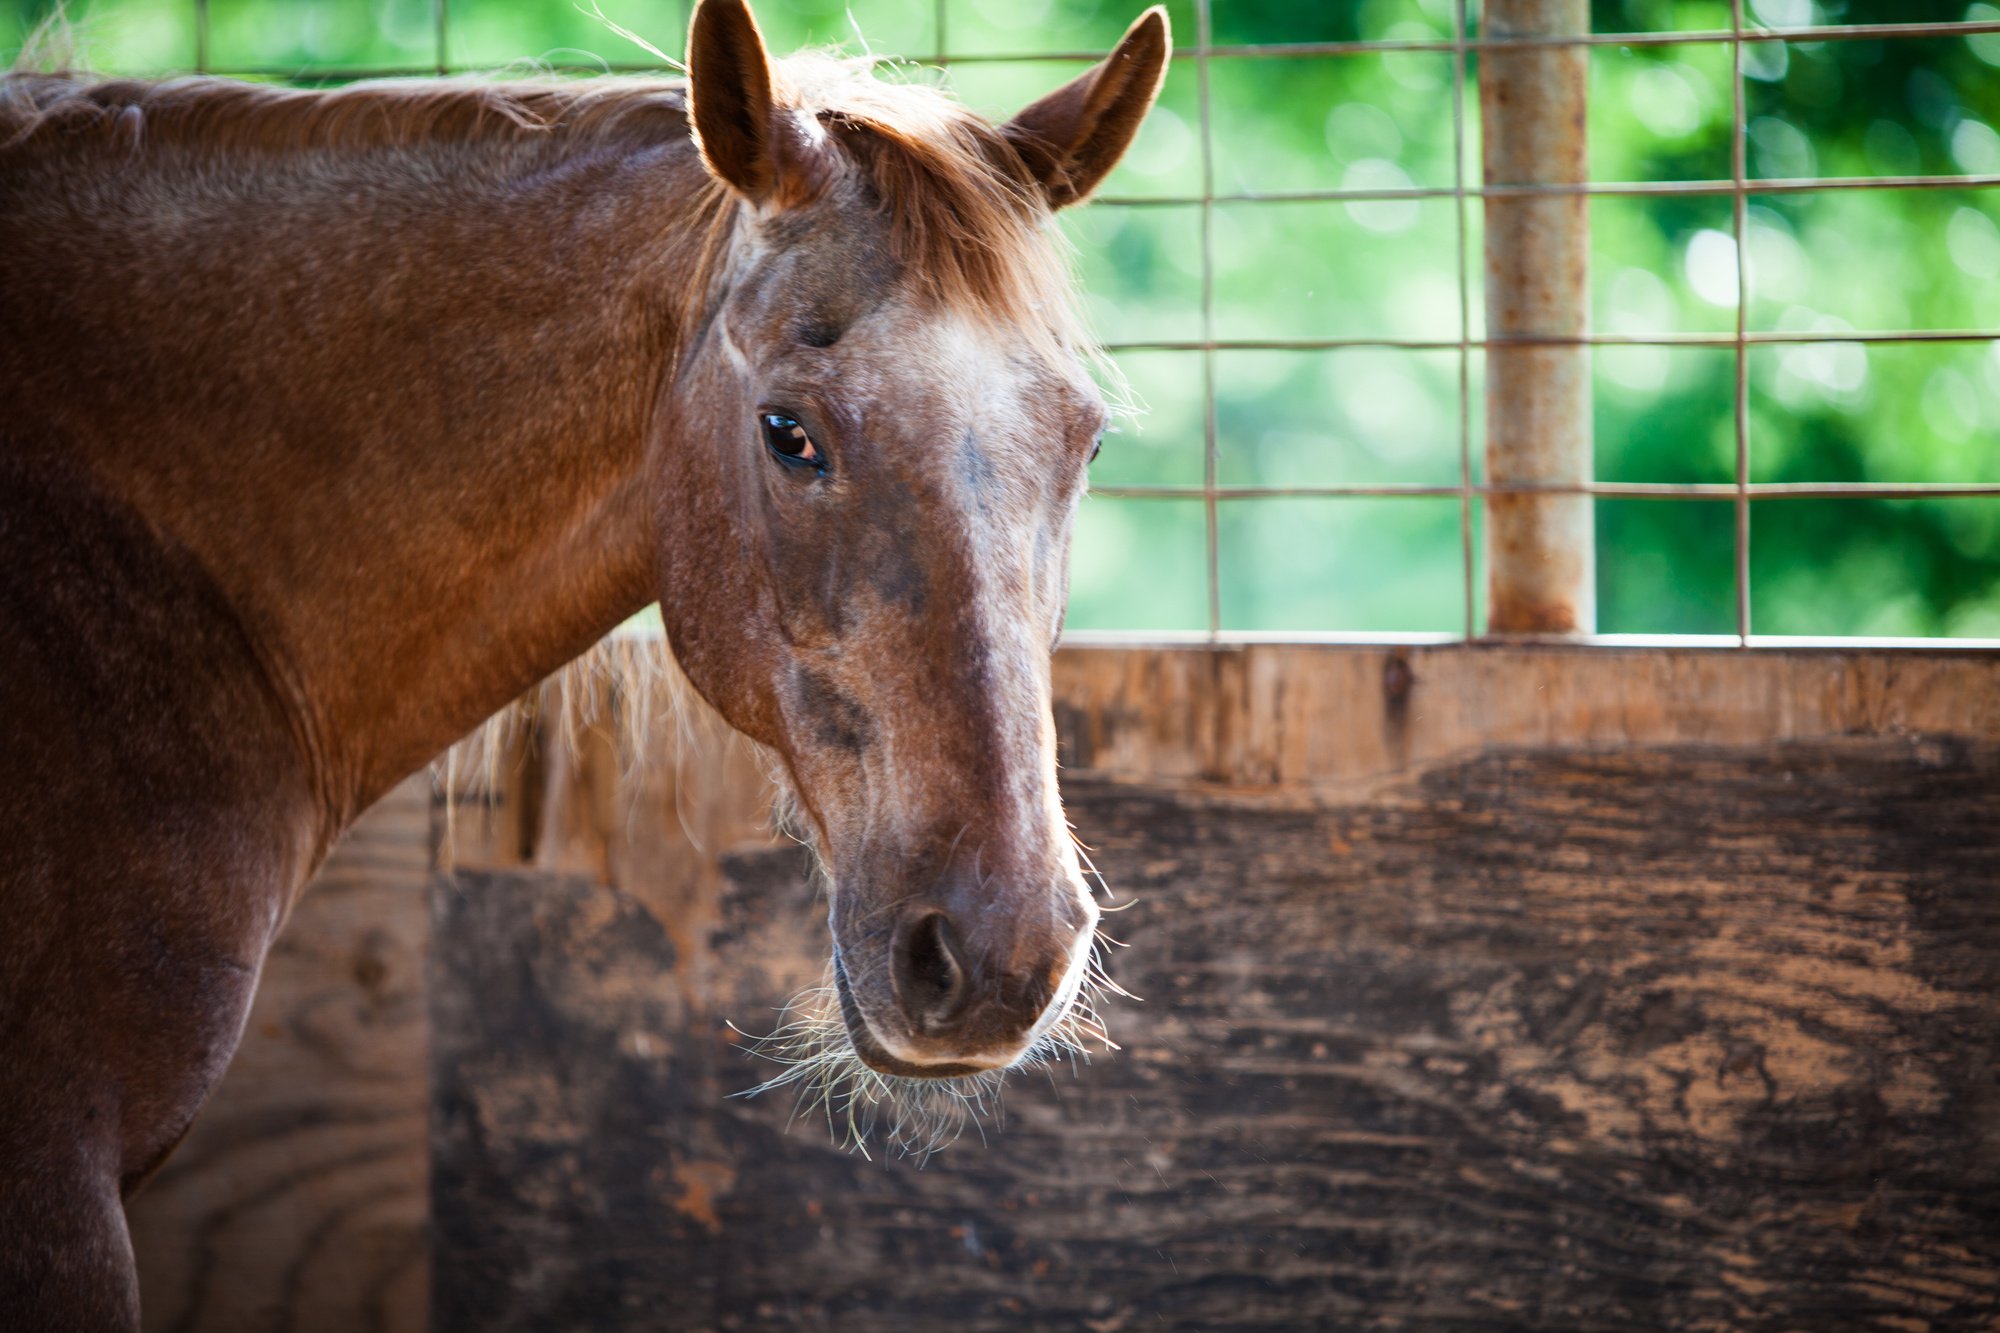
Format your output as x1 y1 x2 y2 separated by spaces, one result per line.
894 910 969 1035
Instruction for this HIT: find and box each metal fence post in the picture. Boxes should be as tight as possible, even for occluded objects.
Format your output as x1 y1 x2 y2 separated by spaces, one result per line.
1483 0 1595 635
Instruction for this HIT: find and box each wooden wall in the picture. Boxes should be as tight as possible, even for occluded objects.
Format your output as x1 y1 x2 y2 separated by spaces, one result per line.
122 644 2000 1330
425 643 2000 1331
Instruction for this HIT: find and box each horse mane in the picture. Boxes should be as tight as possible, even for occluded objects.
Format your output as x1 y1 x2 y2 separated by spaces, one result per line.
0 67 693 158
3 37 1091 348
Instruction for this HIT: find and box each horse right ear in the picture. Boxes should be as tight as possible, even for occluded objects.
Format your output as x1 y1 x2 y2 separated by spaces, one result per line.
687 0 829 208
1001 6 1171 211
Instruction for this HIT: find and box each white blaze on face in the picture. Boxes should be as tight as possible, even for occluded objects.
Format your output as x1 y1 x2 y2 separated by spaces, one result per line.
909 313 1089 871
836 313 1101 1069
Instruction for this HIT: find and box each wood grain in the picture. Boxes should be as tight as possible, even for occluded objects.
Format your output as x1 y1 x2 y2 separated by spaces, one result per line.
428 643 2000 1332
1048 641 2000 792
129 776 432 1333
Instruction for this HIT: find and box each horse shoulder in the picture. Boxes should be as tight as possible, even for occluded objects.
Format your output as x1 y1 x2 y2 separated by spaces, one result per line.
0 443 319 1190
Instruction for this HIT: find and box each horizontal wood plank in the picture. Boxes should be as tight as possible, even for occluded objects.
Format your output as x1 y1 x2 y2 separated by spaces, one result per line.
1049 642 2000 791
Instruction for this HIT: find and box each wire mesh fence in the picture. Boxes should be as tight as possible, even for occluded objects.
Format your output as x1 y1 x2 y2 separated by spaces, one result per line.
10 0 2000 645
1082 1 2000 646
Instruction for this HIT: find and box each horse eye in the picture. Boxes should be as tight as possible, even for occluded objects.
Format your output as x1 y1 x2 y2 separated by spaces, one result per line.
760 413 823 471
1087 433 1105 464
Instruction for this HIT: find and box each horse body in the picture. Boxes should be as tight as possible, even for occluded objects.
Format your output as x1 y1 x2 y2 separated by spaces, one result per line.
0 3 1166 1324
0 72 681 1330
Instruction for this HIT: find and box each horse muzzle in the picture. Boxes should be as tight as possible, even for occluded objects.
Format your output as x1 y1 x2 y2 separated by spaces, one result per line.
832 890 1098 1079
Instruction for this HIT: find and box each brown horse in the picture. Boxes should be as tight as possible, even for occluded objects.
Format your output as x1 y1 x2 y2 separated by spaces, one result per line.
0 0 1168 1324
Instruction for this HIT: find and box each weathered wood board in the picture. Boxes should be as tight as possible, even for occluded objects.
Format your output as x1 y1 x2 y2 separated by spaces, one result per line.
427 643 2000 1331
128 776 432 1333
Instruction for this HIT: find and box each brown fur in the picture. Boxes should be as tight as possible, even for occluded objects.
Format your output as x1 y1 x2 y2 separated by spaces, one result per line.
1 53 1088 346
0 1 1166 1324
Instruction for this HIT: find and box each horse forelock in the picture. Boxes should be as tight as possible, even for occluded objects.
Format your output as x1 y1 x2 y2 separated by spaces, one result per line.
771 56 1095 360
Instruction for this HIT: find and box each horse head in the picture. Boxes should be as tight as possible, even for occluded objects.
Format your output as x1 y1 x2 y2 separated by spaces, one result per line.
655 0 1168 1100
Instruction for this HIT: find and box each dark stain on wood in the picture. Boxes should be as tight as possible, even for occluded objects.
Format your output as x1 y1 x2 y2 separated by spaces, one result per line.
428 735 2000 1331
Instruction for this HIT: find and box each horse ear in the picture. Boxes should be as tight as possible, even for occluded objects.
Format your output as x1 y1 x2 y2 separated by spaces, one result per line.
687 0 827 207
1001 6 1171 211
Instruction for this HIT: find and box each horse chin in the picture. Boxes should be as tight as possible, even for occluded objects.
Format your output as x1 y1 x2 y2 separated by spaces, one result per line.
831 952 1007 1081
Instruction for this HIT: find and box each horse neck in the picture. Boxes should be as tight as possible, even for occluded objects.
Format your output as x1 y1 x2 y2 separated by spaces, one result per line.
3 101 726 834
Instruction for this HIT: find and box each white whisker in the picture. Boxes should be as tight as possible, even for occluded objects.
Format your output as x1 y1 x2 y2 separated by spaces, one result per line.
729 928 1126 1161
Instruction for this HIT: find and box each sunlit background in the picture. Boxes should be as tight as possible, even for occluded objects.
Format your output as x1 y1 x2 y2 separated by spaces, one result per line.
7 0 1998 637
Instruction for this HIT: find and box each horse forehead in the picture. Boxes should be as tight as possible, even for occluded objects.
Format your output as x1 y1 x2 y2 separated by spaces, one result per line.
884 314 1098 436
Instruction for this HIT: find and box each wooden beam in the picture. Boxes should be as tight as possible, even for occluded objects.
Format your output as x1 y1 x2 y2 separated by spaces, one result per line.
1048 642 2000 790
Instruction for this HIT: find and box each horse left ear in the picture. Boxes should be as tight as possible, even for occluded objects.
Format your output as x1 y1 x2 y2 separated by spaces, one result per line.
687 0 829 208
1001 6 1171 211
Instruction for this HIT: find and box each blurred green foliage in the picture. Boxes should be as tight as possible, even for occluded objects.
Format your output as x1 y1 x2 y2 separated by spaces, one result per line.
6 0 1997 636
